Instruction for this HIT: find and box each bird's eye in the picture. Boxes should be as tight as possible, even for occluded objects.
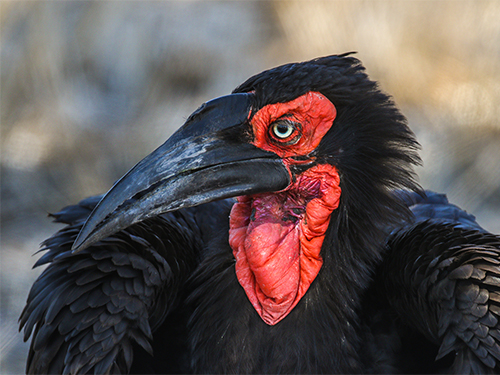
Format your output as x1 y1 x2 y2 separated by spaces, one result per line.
272 122 294 139
269 120 301 145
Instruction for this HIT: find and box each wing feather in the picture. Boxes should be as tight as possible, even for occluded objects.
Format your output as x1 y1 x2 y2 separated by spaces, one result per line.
19 196 206 374
380 191 500 373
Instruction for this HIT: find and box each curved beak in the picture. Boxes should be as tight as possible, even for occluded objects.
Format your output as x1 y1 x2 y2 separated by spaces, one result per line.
72 93 290 252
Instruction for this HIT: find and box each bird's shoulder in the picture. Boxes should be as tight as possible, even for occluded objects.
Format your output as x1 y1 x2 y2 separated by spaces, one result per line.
394 190 484 232
372 190 500 373
19 195 233 374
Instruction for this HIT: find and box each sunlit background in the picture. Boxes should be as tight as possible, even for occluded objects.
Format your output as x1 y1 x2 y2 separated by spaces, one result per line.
2 1 500 373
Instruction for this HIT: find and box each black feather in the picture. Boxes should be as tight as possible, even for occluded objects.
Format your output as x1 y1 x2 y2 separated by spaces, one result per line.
19 55 500 373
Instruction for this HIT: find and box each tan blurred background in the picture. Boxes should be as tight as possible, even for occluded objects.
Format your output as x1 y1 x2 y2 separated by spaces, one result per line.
1 1 500 373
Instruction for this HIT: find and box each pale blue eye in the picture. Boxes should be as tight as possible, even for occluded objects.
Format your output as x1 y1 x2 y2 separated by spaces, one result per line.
272 122 295 139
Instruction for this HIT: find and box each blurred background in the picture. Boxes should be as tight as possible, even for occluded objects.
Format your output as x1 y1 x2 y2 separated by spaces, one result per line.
1 1 500 373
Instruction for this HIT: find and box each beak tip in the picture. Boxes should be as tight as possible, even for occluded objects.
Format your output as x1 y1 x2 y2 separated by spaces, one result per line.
71 234 87 253
72 219 102 253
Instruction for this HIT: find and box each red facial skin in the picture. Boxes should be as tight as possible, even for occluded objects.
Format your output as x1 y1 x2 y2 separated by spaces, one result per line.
250 91 336 158
229 92 341 325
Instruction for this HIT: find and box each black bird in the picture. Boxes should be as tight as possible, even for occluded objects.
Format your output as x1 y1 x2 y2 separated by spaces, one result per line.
20 54 500 374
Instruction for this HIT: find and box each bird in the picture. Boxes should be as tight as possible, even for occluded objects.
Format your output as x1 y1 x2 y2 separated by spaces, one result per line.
19 54 500 374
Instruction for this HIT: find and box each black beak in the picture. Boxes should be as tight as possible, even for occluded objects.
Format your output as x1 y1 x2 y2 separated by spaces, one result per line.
72 93 290 251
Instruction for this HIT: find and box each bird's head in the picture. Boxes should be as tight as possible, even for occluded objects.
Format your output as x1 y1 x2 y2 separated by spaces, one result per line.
72 54 421 324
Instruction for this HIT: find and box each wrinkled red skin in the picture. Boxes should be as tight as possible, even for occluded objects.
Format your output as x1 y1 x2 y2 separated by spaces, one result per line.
250 91 336 158
229 92 340 325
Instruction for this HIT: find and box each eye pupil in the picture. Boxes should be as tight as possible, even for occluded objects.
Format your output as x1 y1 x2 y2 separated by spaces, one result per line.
276 124 290 136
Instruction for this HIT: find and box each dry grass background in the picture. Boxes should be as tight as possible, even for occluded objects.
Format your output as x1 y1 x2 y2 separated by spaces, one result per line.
1 1 499 373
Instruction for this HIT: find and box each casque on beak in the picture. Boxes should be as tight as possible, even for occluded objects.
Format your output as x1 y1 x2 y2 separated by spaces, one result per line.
72 93 291 252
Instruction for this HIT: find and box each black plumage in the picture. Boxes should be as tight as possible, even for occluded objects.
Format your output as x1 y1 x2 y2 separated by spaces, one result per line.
20 54 500 374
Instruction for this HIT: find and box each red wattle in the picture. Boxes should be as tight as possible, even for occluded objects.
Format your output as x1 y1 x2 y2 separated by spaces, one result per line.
229 164 341 325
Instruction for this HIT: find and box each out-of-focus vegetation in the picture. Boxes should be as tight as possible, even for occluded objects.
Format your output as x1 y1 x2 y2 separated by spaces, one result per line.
1 1 499 373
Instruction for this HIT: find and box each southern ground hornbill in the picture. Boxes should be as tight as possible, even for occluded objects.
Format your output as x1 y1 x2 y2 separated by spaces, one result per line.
20 54 500 374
